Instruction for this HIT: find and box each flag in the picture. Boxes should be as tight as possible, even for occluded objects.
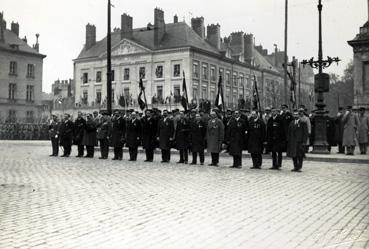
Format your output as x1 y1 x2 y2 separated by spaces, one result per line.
287 70 297 109
252 75 260 111
138 78 147 110
215 75 224 110
181 71 189 111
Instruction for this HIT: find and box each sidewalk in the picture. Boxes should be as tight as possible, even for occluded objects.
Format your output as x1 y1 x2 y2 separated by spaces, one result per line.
5 140 369 165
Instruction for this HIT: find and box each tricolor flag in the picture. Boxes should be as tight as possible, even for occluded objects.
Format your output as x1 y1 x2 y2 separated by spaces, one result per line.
181 71 189 111
138 77 147 110
215 75 224 110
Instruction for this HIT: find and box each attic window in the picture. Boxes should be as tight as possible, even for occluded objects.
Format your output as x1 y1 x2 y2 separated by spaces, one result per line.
9 44 19 50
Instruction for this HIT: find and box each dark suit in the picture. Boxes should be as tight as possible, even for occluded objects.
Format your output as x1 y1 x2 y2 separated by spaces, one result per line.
74 117 86 156
226 117 247 167
126 118 142 161
48 120 60 156
287 119 308 170
175 119 190 163
83 119 97 157
111 116 125 160
142 117 158 161
248 118 266 168
189 120 206 164
157 117 174 162
59 119 74 156
97 120 111 159
267 115 285 168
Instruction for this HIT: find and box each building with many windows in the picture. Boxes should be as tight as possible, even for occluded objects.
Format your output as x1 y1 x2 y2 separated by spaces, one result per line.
74 8 290 111
0 12 46 122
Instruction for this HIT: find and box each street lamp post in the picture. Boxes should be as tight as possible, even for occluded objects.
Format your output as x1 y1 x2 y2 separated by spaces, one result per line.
301 0 340 154
106 0 112 115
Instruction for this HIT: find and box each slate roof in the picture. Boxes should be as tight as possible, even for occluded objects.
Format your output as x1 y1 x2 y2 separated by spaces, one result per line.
0 29 45 57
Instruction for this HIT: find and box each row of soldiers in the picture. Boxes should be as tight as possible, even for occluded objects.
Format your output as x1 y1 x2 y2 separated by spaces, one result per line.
0 123 49 140
49 105 315 172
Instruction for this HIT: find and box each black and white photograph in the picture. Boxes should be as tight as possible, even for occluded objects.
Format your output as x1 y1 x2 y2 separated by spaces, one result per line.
0 0 369 248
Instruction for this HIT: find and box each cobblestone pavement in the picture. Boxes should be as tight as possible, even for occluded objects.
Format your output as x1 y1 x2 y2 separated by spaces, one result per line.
0 141 368 249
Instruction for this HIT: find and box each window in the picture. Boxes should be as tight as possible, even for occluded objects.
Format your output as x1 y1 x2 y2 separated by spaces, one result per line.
139 67 146 79
82 73 88 84
210 66 216 81
363 62 369 92
173 64 180 77
155 65 163 78
226 88 231 104
202 64 208 80
8 83 16 100
111 70 115 81
26 111 34 123
173 85 181 103
233 73 238 86
210 90 215 103
201 87 207 99
240 74 244 86
96 71 102 82
157 86 163 101
219 68 224 81
233 94 237 106
124 88 130 99
82 90 88 104
27 64 35 78
123 68 130 80
26 85 34 102
9 61 17 75
226 72 230 85
193 63 199 78
96 90 102 104
193 87 199 100
8 110 16 123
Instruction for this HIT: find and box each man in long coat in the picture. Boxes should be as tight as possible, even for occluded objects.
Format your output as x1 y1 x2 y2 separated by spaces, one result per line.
189 113 207 165
280 104 293 152
335 107 345 153
83 113 97 158
248 111 266 169
141 110 158 162
157 110 175 163
207 111 224 166
48 115 60 156
73 111 86 157
111 111 125 160
96 113 111 159
287 110 308 172
342 106 360 155
126 111 142 161
267 108 285 169
59 113 74 157
358 107 369 154
175 111 190 164
226 110 247 168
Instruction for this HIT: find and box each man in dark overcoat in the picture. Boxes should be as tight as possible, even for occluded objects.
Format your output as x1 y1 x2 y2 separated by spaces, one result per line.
335 107 345 153
48 115 60 156
280 104 293 152
157 110 175 163
248 111 266 169
83 113 97 158
141 110 158 162
189 113 207 165
207 110 225 166
267 108 285 169
73 111 86 157
287 110 308 172
125 111 141 161
96 113 111 159
59 113 74 157
111 111 125 160
175 111 190 164
226 110 248 168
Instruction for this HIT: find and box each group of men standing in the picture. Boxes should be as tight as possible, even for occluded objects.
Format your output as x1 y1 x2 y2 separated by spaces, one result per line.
48 104 368 172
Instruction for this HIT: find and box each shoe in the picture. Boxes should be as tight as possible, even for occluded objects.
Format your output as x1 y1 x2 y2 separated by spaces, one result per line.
84 155 90 158
118 158 123 160
49 154 56 157
200 163 204 165
250 166 261 169
230 165 241 169
112 158 118 160
177 161 184 164
184 161 188 164
269 167 280 170
190 162 197 165
291 169 302 172
60 155 66 157
99 157 107 159
76 155 83 158
208 163 214 166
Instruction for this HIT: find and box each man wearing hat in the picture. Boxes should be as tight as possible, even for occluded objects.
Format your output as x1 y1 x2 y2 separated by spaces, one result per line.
59 113 74 157
48 115 60 156
111 110 125 160
267 107 285 169
335 107 345 153
358 107 369 154
83 113 97 158
206 110 224 166
96 112 111 159
126 111 142 161
280 104 293 152
73 111 86 157
342 106 360 155
298 107 311 153
248 110 266 169
142 109 158 162
157 110 175 163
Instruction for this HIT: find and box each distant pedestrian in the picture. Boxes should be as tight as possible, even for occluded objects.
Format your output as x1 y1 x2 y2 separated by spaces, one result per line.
48 115 60 156
358 107 369 154
335 107 345 153
342 106 360 155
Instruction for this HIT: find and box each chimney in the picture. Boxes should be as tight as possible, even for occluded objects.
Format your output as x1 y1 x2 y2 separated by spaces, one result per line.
154 8 165 47
206 24 221 50
11 22 19 36
85 23 96 50
121 13 133 39
230 32 245 56
0 12 5 43
174 14 178 23
33 33 39 52
191 17 205 39
22 36 27 44
244 33 254 64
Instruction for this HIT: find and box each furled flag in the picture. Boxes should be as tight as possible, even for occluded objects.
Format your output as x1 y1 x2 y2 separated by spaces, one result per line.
252 75 260 111
215 75 224 110
138 77 147 110
181 71 189 111
286 70 297 109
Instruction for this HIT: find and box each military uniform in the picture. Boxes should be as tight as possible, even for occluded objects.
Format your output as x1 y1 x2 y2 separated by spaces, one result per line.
126 118 142 161
111 115 126 160
157 117 175 162
48 119 60 156
74 117 86 157
141 116 158 161
226 117 248 168
248 118 266 168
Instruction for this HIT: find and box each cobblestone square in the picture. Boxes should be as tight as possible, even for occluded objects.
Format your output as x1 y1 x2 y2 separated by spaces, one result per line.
0 141 368 249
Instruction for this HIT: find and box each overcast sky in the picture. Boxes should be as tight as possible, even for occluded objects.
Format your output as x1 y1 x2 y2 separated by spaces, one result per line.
2 0 366 92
